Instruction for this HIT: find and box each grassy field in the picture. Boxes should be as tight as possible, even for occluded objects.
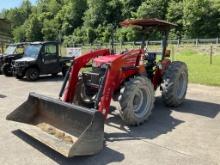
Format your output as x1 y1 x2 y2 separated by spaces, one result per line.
64 44 220 86
175 49 220 86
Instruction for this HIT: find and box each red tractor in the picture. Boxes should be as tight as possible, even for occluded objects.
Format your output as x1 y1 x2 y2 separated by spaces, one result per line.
7 19 188 157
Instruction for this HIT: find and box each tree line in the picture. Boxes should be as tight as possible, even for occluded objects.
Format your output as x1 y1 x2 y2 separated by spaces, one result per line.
0 0 219 45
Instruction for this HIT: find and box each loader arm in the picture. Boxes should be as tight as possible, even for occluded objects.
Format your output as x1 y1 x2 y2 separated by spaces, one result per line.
64 49 110 103
64 48 131 118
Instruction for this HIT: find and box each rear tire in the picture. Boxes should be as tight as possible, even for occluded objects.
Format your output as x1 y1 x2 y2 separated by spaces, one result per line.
161 61 188 107
25 68 39 81
119 76 155 126
1 64 12 76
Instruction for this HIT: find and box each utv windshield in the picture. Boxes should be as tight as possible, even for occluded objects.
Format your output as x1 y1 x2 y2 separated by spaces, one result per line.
24 44 42 58
4 45 16 55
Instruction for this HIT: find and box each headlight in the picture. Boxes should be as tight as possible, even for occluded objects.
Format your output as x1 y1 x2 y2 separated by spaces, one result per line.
19 62 26 66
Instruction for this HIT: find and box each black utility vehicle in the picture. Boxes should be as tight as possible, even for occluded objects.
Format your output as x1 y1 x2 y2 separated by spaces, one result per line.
0 43 28 76
13 41 71 81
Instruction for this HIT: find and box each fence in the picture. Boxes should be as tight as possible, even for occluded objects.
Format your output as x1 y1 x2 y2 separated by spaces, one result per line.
62 38 220 57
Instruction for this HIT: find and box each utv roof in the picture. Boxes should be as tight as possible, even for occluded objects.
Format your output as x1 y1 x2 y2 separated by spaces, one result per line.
31 41 60 45
120 18 177 30
8 42 30 46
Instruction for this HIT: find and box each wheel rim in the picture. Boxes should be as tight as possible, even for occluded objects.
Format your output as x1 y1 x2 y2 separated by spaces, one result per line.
133 89 144 111
80 84 94 103
176 71 187 99
30 70 38 79
133 87 151 118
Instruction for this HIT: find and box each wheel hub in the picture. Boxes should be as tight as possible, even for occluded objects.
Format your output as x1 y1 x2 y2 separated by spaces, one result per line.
133 89 144 112
30 71 38 79
132 87 151 118
176 72 187 99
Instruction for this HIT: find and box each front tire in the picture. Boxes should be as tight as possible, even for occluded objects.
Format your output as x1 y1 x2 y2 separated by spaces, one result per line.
1 64 12 76
62 65 68 77
119 76 155 126
161 61 188 107
72 79 94 107
25 68 39 81
16 74 24 79
51 73 58 77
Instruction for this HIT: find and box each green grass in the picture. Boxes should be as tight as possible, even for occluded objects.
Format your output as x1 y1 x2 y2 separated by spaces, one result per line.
175 50 220 86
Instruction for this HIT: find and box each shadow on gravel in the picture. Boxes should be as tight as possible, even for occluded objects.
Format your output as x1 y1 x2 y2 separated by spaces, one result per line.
11 97 220 164
175 99 220 118
105 97 220 142
0 94 7 98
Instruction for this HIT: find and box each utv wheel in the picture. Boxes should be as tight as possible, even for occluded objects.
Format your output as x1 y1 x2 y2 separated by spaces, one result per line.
25 68 39 81
16 74 24 79
51 73 58 77
161 61 188 107
62 66 68 77
119 76 155 126
72 78 94 107
1 64 12 76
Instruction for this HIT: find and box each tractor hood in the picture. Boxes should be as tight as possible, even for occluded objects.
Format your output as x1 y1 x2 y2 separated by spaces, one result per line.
93 55 122 67
2 54 15 59
0 54 15 62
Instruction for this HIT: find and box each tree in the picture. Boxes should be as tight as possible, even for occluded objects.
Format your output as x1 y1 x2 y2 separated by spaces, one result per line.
87 27 97 43
83 0 109 27
3 0 32 28
55 0 87 35
12 25 26 42
136 0 169 19
120 0 143 18
183 0 220 38
166 0 184 38
106 0 122 24
1 0 220 42
20 0 32 19
42 19 59 40
25 14 43 41
116 27 140 42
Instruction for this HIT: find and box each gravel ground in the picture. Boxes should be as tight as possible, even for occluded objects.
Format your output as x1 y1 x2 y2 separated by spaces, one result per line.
0 75 220 165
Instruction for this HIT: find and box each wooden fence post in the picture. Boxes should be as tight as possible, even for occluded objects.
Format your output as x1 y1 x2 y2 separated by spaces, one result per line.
172 45 175 61
210 45 213 65
120 40 123 52
90 43 92 51
195 38 198 47
177 39 180 47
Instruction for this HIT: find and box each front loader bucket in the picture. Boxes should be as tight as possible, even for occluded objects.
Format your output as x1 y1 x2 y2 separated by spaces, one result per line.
6 93 104 157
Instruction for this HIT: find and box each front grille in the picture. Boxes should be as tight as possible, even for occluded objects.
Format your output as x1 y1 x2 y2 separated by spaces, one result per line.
13 61 25 67
83 72 100 87
82 67 106 88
